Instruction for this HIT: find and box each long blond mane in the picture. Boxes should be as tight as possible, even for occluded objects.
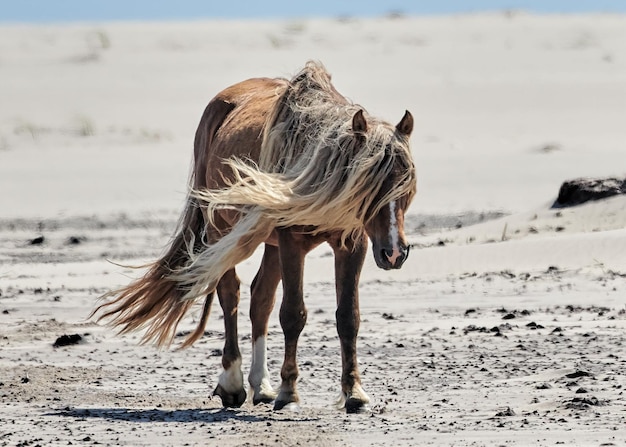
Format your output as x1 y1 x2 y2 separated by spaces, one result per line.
206 61 414 230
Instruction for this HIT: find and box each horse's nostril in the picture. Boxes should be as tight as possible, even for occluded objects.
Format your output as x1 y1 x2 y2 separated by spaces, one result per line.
396 250 406 264
380 246 408 268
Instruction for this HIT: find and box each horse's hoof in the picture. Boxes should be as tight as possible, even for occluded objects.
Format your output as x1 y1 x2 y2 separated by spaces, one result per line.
273 389 300 411
254 397 275 405
213 384 247 408
337 385 371 414
345 397 371 414
248 383 278 405
274 400 301 412
253 394 276 405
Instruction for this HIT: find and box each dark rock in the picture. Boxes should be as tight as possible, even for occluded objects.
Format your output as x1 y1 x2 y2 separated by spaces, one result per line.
565 370 593 379
66 236 86 245
553 177 626 208
53 334 83 348
29 235 45 245
495 407 516 417
463 325 489 334
574 396 600 406
564 396 604 409
175 329 218 338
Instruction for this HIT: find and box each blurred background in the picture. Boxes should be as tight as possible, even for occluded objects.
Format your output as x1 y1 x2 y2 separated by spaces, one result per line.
1 1 624 220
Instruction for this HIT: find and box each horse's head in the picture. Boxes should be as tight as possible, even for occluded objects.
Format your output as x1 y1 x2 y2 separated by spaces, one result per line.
357 109 415 270
366 194 412 270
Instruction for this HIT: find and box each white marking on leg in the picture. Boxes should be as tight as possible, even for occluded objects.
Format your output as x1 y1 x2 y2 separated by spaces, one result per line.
248 336 275 399
387 201 401 265
218 357 244 394
335 383 370 410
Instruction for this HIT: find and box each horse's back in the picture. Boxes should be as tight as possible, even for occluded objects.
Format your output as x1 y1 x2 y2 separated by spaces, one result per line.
194 77 288 190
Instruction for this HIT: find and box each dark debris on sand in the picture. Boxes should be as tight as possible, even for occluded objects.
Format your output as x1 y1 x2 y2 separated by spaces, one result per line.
53 334 84 348
553 177 626 208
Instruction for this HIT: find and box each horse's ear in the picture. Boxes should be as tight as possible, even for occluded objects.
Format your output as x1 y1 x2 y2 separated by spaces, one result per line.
352 109 368 134
396 110 413 136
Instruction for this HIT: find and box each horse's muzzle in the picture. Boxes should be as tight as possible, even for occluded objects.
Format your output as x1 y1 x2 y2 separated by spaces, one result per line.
373 243 410 270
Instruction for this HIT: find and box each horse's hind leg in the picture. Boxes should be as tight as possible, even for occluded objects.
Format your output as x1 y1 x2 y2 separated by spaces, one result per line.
212 268 247 407
248 244 281 404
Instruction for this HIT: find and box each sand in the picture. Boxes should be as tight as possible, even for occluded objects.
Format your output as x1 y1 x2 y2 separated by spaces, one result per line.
1 12 625 446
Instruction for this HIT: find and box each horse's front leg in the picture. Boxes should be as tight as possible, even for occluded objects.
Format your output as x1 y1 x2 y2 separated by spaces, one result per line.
273 230 313 411
329 232 370 413
212 268 247 407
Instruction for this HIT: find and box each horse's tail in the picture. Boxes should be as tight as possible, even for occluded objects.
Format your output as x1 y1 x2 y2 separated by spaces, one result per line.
91 196 213 348
92 98 238 349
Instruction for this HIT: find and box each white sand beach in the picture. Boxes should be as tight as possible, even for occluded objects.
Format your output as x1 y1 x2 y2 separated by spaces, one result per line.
1 12 625 446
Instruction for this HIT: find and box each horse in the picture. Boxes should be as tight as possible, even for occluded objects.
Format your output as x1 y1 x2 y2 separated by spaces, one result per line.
92 61 416 413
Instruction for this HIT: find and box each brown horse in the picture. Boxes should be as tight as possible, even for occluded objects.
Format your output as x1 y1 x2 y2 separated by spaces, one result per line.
93 61 416 413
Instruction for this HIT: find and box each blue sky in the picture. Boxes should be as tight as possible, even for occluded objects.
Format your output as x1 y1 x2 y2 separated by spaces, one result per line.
1 0 625 22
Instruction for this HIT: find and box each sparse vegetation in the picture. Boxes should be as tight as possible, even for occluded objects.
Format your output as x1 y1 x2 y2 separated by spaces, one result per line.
87 30 111 51
267 33 288 49
284 21 306 35
73 115 96 137
139 128 169 142
8 116 173 143
0 134 9 150
69 29 111 64
14 120 46 140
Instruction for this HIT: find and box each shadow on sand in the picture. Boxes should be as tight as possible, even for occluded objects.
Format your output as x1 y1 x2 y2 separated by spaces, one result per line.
46 406 318 424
